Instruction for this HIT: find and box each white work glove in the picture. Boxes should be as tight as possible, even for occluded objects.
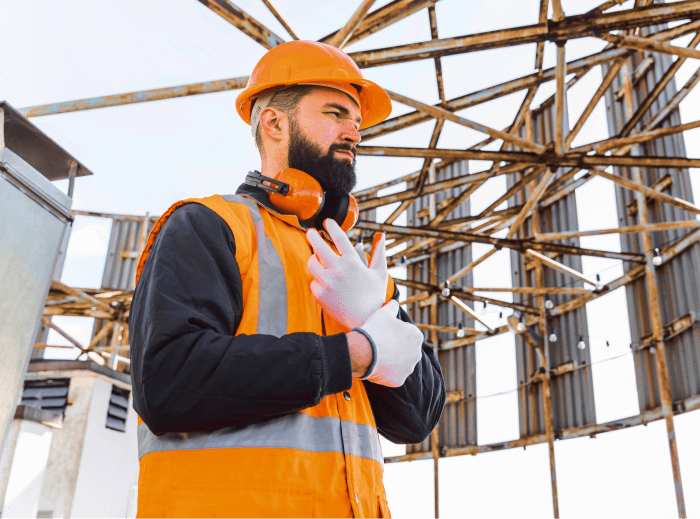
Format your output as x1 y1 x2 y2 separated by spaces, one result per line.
354 300 424 388
306 219 389 331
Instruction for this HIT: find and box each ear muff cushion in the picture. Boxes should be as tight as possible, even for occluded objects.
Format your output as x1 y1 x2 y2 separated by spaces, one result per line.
316 193 349 229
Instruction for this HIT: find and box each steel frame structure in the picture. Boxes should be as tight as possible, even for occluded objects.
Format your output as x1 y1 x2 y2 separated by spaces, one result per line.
28 1 700 516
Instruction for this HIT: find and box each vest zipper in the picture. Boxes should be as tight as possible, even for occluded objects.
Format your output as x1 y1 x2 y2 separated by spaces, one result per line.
321 311 326 336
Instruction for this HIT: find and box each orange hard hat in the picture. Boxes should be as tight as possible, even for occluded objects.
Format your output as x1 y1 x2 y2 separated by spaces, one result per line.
236 40 392 130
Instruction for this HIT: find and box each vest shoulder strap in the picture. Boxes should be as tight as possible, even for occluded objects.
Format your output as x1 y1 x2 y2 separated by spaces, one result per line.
135 195 256 287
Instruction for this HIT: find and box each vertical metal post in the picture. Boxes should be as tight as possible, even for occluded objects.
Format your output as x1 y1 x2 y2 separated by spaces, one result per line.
429 160 437 221
430 252 440 519
523 99 561 516
431 425 440 518
549 39 565 517
67 161 78 198
428 6 446 104
551 0 565 22
554 42 567 156
541 317 560 518
618 60 687 517
0 108 5 151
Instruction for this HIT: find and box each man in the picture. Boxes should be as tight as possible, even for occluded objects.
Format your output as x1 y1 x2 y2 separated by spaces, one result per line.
130 40 446 518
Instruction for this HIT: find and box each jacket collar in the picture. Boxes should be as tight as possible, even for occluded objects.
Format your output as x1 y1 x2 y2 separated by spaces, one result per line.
235 181 275 211
234 182 341 243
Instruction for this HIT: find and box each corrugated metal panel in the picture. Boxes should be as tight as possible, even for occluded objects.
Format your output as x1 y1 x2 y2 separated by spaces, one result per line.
510 102 596 437
602 25 700 412
92 214 155 349
102 216 156 290
402 159 477 454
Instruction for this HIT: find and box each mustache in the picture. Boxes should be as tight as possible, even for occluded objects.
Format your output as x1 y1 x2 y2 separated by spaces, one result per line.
330 143 356 159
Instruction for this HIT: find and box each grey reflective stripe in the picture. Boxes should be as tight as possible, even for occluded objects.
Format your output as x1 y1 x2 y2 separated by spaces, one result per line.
138 412 383 465
221 194 287 337
340 419 383 467
354 247 369 267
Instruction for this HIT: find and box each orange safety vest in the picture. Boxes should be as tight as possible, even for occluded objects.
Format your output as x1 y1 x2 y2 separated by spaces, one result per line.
134 193 396 518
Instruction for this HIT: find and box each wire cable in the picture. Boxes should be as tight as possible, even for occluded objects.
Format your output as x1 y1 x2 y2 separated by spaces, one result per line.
452 346 642 406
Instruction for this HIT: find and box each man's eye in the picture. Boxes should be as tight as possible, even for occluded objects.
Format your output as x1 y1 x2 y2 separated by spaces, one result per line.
327 112 340 118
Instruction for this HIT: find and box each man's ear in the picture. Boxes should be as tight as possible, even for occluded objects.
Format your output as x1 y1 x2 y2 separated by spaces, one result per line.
260 107 287 143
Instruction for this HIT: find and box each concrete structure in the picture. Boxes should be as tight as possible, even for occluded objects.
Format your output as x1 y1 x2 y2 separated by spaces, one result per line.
0 407 61 519
0 360 138 519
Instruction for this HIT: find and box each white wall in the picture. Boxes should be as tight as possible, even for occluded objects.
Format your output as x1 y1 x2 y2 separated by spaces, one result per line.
70 378 139 518
1 420 53 518
36 374 95 518
0 418 22 508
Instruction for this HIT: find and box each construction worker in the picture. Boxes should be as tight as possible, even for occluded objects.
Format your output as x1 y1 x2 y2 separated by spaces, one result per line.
129 40 446 518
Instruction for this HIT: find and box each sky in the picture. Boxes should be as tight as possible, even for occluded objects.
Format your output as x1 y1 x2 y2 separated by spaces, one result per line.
2 0 700 517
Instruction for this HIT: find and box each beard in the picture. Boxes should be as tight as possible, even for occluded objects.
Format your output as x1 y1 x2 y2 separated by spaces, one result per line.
287 119 357 197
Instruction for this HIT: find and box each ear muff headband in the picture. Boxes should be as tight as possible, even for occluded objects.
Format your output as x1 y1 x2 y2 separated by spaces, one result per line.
244 169 358 232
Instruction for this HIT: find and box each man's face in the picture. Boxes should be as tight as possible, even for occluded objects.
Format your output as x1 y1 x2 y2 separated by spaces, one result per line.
287 88 362 197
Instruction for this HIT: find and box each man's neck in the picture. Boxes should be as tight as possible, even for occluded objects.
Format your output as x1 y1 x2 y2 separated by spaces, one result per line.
259 154 286 180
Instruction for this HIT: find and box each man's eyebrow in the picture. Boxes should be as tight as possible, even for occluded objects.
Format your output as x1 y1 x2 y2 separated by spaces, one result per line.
323 103 362 125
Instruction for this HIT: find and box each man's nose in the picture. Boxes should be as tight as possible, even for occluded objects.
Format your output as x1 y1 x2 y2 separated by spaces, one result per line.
341 123 361 146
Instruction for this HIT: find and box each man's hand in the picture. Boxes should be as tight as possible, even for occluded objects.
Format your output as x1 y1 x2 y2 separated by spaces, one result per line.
306 219 388 331
356 300 424 387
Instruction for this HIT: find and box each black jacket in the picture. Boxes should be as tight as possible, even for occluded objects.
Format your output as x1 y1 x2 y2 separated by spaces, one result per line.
129 183 446 445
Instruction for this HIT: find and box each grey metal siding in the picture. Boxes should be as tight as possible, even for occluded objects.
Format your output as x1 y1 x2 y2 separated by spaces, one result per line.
402 159 477 454
510 101 597 437
602 26 700 412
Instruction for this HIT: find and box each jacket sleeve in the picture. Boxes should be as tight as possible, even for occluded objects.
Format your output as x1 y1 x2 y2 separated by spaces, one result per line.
363 283 447 445
129 203 353 435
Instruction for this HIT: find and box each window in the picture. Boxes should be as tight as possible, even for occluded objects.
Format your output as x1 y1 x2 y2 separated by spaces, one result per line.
20 379 69 416
106 385 130 432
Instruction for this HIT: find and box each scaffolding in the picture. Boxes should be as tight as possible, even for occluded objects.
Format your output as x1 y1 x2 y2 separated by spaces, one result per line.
23 1 700 517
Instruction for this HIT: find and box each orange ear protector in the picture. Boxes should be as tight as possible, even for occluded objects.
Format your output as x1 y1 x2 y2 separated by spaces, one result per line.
245 169 359 232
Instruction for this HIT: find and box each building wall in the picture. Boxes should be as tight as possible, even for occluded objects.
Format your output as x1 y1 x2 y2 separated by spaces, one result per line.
0 418 21 509
0 420 53 518
70 378 138 518
36 375 95 518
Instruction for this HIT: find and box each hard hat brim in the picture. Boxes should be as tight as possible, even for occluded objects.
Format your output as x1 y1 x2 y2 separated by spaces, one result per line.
236 77 392 131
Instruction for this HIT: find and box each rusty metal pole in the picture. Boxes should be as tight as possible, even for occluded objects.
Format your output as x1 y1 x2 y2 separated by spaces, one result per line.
619 61 687 517
430 252 440 518
529 162 561 515
429 160 437 221
431 424 440 518
542 36 567 519
541 304 560 519
554 42 567 156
